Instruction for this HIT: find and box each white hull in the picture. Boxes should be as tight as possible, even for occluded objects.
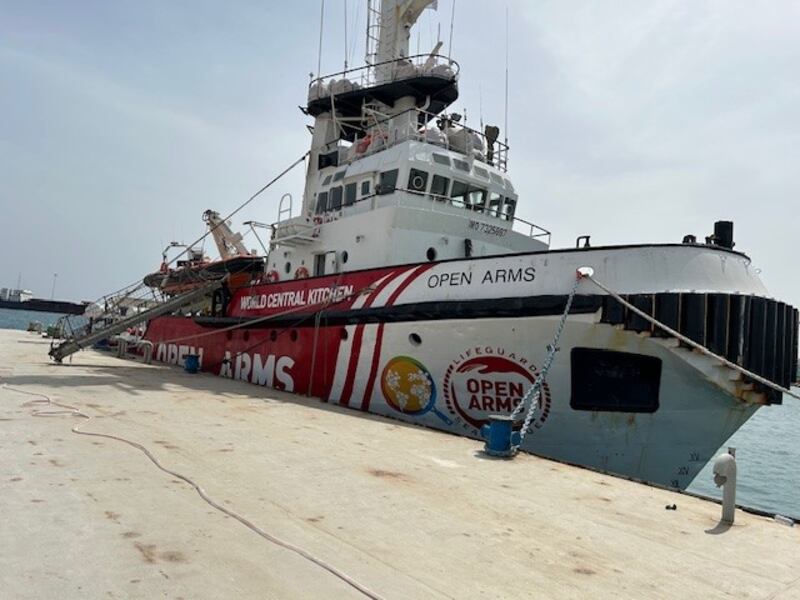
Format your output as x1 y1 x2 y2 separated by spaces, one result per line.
335 314 759 489
146 244 794 490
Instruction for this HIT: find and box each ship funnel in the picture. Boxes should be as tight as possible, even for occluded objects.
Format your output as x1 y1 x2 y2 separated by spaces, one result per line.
713 221 734 249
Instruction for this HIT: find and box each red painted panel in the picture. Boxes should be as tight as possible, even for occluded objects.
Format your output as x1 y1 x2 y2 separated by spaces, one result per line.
144 316 344 400
228 265 410 318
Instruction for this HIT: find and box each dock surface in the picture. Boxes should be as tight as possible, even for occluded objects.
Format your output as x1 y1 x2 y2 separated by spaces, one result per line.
1 329 798 599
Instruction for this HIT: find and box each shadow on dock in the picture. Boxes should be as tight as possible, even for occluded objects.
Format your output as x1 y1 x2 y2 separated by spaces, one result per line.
1 353 441 437
704 520 733 535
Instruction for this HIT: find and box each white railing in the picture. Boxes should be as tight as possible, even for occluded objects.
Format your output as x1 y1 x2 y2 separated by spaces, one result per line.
308 54 459 101
398 188 551 244
338 106 510 172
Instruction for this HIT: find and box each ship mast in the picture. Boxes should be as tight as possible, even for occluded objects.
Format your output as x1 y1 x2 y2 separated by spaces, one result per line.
370 0 437 83
302 0 439 216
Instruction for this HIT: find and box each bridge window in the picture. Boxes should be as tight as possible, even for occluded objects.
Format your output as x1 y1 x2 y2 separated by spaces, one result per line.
490 173 504 186
333 170 346 182
488 192 503 217
502 197 517 221
474 166 489 180
408 168 428 192
315 191 329 214
361 180 371 196
378 169 398 194
450 180 469 207
344 182 357 206
453 158 470 172
432 153 451 166
431 175 449 199
330 186 343 211
468 188 487 212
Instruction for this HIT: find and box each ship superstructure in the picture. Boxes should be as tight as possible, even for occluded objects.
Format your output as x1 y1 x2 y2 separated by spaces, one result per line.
264 0 547 281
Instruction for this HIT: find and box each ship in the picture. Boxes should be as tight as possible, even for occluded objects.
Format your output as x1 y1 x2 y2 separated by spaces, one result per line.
0 286 87 315
53 0 798 490
0 297 88 315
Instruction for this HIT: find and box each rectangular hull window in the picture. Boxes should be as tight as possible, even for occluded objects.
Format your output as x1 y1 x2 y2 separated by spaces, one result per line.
378 169 398 194
570 348 661 413
344 182 357 206
313 254 326 277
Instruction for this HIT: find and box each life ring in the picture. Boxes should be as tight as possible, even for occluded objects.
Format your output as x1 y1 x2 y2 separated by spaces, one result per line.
294 266 310 279
265 270 280 283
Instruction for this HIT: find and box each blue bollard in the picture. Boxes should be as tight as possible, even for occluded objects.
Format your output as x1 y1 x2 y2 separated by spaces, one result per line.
480 415 521 458
184 354 200 374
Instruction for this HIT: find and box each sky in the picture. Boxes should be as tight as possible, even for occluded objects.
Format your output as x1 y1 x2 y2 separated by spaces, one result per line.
0 0 798 305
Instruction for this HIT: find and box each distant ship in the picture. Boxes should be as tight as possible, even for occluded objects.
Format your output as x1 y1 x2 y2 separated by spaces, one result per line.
0 287 86 315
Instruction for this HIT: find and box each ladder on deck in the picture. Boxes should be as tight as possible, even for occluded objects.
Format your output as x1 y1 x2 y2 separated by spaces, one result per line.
365 0 382 82
49 280 222 363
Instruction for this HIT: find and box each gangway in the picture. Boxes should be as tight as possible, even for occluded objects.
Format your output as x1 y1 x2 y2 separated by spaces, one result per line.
49 280 222 363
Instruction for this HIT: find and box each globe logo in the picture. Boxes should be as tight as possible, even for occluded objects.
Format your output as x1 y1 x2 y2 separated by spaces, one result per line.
380 356 435 415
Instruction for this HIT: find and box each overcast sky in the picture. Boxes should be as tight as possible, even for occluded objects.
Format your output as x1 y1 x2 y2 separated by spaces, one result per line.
1 0 798 306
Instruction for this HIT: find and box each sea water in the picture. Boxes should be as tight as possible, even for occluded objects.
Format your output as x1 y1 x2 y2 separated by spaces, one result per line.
1 306 798 518
688 390 800 520
0 307 69 331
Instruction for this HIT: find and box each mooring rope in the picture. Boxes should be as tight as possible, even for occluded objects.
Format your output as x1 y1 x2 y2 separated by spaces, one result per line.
583 273 800 401
107 152 311 297
511 267 798 449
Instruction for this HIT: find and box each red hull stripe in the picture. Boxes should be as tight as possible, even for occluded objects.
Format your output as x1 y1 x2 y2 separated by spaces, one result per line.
338 269 404 406
360 264 434 411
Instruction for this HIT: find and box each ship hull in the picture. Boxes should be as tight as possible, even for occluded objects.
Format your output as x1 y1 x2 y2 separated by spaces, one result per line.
143 244 798 489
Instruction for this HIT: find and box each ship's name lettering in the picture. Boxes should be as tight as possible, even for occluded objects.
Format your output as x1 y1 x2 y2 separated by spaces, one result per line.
156 343 204 367
426 267 535 289
219 350 295 392
465 378 524 412
240 285 354 311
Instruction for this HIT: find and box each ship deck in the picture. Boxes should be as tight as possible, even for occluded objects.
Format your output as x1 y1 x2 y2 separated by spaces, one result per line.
1 328 798 599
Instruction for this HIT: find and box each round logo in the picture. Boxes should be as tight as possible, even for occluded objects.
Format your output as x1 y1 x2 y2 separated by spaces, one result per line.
443 348 551 432
381 356 436 415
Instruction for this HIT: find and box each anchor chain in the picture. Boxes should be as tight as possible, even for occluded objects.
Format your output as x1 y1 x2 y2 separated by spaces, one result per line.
510 270 587 446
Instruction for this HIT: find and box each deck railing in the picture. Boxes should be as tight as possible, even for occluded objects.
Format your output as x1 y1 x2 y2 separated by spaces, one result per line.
391 187 551 245
308 54 459 100
306 185 550 246
337 106 510 172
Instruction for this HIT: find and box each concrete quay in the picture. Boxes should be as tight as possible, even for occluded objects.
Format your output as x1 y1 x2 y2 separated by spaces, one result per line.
1 329 798 599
